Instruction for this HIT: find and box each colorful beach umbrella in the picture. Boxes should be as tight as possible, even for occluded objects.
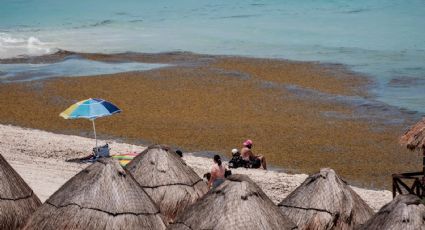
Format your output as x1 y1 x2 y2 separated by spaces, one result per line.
60 98 121 147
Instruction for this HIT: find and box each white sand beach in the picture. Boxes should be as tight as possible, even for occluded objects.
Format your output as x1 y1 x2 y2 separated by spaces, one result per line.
0 124 392 211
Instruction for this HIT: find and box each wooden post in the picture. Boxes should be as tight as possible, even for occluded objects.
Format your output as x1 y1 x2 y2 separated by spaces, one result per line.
416 179 421 195
423 148 425 184
392 176 397 198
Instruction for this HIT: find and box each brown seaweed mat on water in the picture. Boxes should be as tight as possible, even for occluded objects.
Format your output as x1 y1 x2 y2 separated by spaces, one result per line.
23 158 167 230
0 154 41 230
358 194 425 230
279 168 374 230
168 174 298 230
126 145 208 223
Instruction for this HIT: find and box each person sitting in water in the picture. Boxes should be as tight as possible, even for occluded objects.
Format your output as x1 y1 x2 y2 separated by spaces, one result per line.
208 155 226 189
241 139 267 170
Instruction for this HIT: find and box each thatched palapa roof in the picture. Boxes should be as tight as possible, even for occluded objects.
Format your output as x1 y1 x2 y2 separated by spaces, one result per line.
359 194 425 230
400 118 425 151
23 158 166 230
0 154 41 230
279 168 373 230
126 145 208 223
168 174 298 230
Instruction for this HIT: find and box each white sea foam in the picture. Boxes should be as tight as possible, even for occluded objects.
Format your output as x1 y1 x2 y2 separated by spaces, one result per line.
0 33 54 58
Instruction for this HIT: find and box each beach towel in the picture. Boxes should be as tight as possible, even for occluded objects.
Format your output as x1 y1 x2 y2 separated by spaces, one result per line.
111 152 139 166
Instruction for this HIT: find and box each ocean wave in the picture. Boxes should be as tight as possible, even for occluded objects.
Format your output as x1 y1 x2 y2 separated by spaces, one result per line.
0 33 54 59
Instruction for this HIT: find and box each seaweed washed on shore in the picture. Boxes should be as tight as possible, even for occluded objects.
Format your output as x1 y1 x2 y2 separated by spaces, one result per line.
0 51 421 189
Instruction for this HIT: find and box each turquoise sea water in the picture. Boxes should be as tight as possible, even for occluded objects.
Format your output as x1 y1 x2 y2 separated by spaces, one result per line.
0 0 424 113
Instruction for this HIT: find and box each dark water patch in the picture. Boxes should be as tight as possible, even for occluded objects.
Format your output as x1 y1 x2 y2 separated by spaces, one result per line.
210 68 251 80
91 19 113 27
388 76 425 88
69 51 218 67
212 14 260 19
340 8 371 14
261 81 275 89
260 80 421 126
129 19 143 23
72 20 115 29
113 12 145 19
404 67 425 71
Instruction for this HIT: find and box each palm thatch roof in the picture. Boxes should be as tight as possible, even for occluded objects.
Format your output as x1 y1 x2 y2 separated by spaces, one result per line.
168 174 298 230
359 194 425 230
126 145 208 223
279 168 374 230
400 118 425 151
0 154 41 230
23 158 167 230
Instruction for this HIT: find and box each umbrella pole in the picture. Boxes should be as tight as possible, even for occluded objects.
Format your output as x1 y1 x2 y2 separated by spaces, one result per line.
92 119 97 147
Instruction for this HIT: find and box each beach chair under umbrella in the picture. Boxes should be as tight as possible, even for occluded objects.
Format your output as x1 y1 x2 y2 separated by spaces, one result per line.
59 98 121 149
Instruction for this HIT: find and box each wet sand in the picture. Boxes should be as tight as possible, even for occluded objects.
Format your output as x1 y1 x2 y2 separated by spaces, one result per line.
0 51 421 189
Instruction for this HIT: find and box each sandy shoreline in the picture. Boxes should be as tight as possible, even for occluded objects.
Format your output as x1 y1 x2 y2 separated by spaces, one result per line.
0 124 392 211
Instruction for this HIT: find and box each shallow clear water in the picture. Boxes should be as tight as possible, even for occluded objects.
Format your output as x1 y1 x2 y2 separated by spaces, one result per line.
0 0 424 113
0 57 167 82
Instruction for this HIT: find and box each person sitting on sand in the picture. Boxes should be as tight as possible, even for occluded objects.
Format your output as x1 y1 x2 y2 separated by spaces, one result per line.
208 155 226 189
241 139 267 170
231 148 240 156
228 148 250 168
